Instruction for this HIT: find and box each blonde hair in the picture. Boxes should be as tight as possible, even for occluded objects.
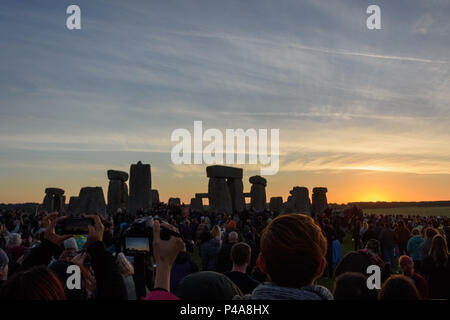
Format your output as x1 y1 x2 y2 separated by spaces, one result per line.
116 252 134 276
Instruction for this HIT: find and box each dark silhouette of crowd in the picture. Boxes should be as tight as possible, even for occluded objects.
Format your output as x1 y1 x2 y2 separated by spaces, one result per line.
0 203 449 300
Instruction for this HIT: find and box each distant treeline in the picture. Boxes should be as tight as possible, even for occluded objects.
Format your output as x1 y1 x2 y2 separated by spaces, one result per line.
0 203 40 214
330 201 450 210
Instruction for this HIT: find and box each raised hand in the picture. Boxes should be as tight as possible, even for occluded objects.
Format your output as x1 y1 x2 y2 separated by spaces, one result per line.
43 212 73 246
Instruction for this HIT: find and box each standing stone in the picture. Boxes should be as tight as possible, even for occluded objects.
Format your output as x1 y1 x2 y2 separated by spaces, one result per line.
270 197 283 216
151 190 160 208
42 188 65 213
127 161 151 217
312 187 328 217
208 177 232 215
284 187 311 215
67 197 78 215
190 197 203 212
249 176 267 212
107 170 129 216
227 178 245 213
168 198 181 207
74 187 107 217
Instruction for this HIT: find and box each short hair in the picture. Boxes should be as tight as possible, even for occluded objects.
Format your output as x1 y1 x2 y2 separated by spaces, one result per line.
231 242 251 266
0 266 65 300
260 213 327 288
333 272 378 300
7 233 22 247
228 231 238 243
379 275 420 300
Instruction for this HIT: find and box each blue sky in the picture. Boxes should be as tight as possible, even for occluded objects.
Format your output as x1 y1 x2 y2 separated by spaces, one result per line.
0 0 449 204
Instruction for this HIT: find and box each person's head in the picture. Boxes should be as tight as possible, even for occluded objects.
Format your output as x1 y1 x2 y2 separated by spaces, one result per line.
230 242 251 268
430 234 448 267
412 228 420 236
0 248 9 281
211 225 221 239
425 227 438 240
0 266 65 300
176 271 242 300
333 272 378 300
379 275 420 300
199 229 211 243
63 237 78 251
398 255 414 277
7 233 22 248
365 239 381 254
260 213 327 288
228 231 238 243
116 252 134 276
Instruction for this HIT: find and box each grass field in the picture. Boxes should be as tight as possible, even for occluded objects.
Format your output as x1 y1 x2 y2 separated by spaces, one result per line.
363 206 450 217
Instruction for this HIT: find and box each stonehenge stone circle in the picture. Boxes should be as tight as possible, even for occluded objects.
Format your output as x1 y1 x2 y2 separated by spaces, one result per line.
208 176 233 215
127 161 151 217
67 196 78 215
249 175 267 212
284 186 311 215
42 188 65 213
270 196 283 216
151 189 160 208
107 170 129 216
312 187 328 217
206 165 245 216
74 186 107 216
107 170 129 182
190 197 204 212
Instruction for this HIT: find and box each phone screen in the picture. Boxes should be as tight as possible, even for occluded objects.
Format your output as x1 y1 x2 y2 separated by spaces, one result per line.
64 218 93 235
125 237 150 253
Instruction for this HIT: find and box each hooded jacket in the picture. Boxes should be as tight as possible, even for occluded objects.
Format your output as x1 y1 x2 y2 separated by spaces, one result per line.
250 282 333 300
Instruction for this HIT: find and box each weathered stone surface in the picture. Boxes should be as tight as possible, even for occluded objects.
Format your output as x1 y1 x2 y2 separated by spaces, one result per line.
151 189 160 207
284 186 311 215
107 179 128 215
190 197 203 212
249 176 267 212
228 178 245 213
270 197 283 215
208 177 232 215
195 193 209 199
249 175 267 186
127 161 151 216
67 196 78 214
206 165 243 179
250 183 266 212
107 170 129 182
312 187 328 217
45 188 65 195
74 187 107 216
42 188 65 212
43 194 52 211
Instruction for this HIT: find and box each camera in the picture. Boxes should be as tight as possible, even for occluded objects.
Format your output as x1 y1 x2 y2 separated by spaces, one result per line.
121 216 194 256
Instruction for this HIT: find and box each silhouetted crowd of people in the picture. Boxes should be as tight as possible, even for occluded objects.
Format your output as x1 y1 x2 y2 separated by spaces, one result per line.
0 204 449 300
